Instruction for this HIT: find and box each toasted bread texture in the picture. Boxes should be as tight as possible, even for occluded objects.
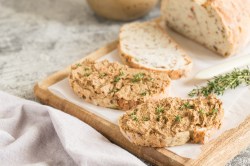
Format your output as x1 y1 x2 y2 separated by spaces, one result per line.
69 60 171 111
118 21 192 80
119 95 224 147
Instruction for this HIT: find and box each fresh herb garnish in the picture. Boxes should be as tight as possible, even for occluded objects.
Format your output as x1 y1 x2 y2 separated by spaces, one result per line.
156 106 164 114
212 109 218 114
175 115 182 122
155 106 164 122
84 73 91 77
207 109 218 116
113 70 124 83
131 73 145 83
99 73 107 78
180 102 194 110
76 63 81 67
114 76 121 83
119 70 124 76
109 88 119 93
189 68 250 97
131 115 138 121
198 109 204 114
84 67 90 71
143 117 150 121
130 109 138 121
140 91 147 96
147 77 154 81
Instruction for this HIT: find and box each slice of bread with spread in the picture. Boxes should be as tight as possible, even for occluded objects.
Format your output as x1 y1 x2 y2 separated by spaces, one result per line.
69 60 171 111
118 21 192 80
119 95 224 147
161 0 250 56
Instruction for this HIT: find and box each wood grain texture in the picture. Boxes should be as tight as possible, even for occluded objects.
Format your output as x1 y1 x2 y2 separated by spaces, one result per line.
34 41 250 166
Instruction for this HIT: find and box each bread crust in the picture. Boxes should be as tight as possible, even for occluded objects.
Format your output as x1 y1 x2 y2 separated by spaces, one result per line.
119 45 192 80
69 60 171 111
119 95 224 147
118 21 193 80
161 0 250 56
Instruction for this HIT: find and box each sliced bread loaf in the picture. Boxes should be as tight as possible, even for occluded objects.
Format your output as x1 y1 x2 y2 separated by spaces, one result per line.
161 0 250 56
69 60 171 111
118 21 192 80
119 95 224 147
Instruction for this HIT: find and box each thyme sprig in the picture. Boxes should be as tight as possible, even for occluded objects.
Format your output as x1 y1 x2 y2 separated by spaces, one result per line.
189 68 250 97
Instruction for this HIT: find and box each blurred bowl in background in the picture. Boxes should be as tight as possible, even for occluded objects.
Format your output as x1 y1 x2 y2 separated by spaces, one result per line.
86 0 158 21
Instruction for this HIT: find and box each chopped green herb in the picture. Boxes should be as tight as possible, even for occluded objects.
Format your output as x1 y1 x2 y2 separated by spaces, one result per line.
147 77 154 81
99 73 107 78
212 109 218 114
175 115 182 122
76 63 81 67
119 70 124 76
143 117 150 121
129 109 138 115
84 73 91 77
131 115 138 121
130 112 135 116
113 70 124 83
207 109 218 116
156 106 164 114
109 88 119 93
113 76 121 83
130 109 138 121
198 109 204 114
131 73 145 83
155 106 164 122
180 102 194 110
140 91 147 96
84 67 90 71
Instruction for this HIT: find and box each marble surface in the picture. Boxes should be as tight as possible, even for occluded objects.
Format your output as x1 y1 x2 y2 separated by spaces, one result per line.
0 0 249 165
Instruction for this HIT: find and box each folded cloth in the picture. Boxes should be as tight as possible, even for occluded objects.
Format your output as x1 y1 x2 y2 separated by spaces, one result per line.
0 91 145 166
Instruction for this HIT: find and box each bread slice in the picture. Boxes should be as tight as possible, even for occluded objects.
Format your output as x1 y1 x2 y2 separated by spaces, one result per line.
119 95 224 147
118 21 192 80
161 0 250 56
69 60 171 111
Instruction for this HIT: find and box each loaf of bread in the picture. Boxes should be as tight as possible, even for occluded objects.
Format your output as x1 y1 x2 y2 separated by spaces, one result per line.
119 95 224 147
69 60 171 111
118 21 192 79
161 0 250 56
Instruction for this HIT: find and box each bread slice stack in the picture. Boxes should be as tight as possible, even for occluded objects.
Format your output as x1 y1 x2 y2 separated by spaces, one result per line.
119 95 224 147
69 60 171 111
119 21 192 79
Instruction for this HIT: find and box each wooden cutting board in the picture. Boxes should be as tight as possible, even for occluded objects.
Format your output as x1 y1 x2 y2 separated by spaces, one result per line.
34 40 250 166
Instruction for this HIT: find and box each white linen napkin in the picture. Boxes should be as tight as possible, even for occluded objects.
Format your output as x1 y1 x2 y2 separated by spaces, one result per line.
0 91 146 166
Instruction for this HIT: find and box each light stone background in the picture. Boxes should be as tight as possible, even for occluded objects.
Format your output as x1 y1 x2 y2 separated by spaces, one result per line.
0 0 249 165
